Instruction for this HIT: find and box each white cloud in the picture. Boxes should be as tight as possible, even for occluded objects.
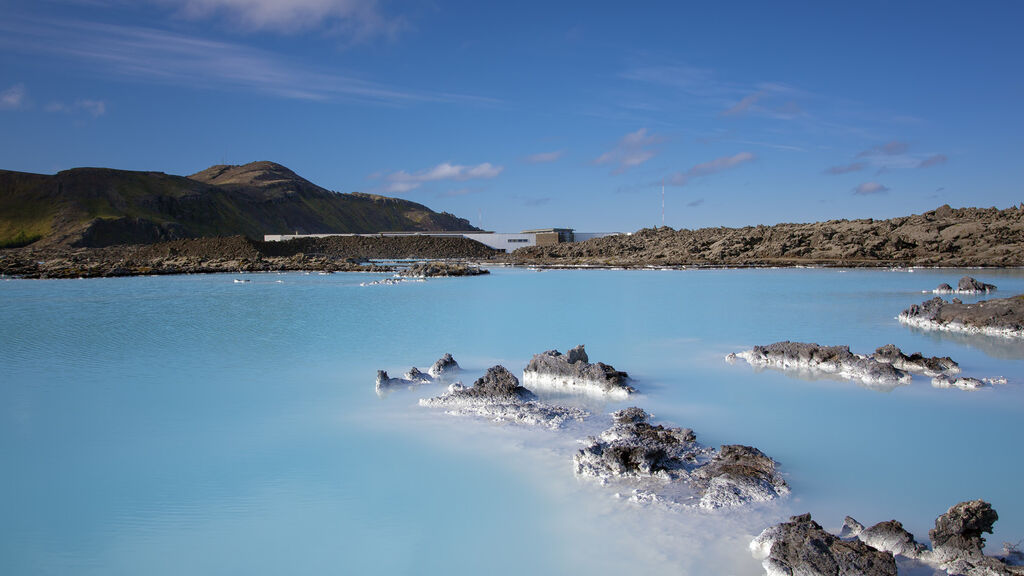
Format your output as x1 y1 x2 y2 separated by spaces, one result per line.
667 152 755 187
824 161 866 175
159 0 403 39
857 141 909 157
0 83 27 109
524 150 564 164
48 99 107 117
595 128 663 174
721 93 762 117
379 162 504 194
854 181 889 195
0 17 495 106
918 154 947 168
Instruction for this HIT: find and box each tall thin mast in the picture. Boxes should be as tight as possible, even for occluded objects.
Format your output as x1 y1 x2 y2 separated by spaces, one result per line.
661 179 665 227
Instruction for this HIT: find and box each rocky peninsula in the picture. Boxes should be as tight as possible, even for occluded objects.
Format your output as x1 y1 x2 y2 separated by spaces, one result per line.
522 345 634 398
899 295 1024 339
375 354 461 396
751 500 1024 576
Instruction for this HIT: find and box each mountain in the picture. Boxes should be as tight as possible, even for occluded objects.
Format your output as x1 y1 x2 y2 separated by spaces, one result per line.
0 161 478 248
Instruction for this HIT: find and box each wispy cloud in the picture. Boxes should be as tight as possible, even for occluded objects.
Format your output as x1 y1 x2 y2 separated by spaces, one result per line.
378 162 504 194
854 181 889 195
857 140 909 157
523 197 551 207
46 99 107 117
0 16 495 106
918 153 948 168
0 83 27 109
824 161 866 175
686 198 704 207
524 150 564 164
160 0 404 39
667 152 755 187
620 64 724 97
721 92 762 117
595 128 663 174
438 187 482 198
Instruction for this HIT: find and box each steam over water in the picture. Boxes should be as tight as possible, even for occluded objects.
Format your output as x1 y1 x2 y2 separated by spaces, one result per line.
2 268 1023 575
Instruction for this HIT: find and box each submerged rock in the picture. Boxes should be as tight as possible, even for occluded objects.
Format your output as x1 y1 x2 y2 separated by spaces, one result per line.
752 500 1024 576
419 365 587 429
931 375 987 390
428 353 460 378
872 344 960 376
727 341 912 388
522 345 634 398
574 408 787 509
898 295 1024 339
750 513 898 576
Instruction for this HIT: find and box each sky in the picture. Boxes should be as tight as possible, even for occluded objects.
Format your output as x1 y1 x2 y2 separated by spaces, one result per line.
1 0 1022 232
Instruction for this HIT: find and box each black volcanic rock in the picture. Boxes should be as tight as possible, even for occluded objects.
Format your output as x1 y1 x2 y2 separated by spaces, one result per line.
958 276 997 293
503 204 1024 267
428 353 460 378
751 513 898 576
899 295 1024 337
755 500 1024 576
522 345 633 396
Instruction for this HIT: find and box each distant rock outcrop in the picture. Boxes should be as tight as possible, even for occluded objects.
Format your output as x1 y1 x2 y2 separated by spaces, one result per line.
727 341 913 388
522 345 634 398
728 341 1007 391
933 276 997 294
899 295 1024 339
398 261 488 278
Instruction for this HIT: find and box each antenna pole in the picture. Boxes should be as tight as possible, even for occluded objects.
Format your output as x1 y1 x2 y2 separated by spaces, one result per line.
661 179 665 227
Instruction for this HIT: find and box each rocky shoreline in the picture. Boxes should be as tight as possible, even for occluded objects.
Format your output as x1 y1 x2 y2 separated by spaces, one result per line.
0 235 498 279
4 204 1024 278
505 204 1024 268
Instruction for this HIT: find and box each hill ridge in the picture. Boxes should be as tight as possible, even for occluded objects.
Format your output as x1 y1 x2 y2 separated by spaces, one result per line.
0 161 478 248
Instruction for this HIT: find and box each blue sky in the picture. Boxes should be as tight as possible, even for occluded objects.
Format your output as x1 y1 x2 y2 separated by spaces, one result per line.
1 0 1022 232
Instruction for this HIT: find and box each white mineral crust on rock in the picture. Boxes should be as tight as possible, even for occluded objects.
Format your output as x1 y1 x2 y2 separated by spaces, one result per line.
419 365 588 430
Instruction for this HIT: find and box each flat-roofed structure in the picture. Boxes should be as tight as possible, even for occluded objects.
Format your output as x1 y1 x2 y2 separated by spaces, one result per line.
263 228 620 253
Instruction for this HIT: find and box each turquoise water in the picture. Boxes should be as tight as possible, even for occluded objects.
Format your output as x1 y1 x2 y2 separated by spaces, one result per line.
2 268 1023 575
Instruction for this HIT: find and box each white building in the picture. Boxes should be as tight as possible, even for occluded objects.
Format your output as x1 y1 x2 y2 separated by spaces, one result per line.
263 228 621 253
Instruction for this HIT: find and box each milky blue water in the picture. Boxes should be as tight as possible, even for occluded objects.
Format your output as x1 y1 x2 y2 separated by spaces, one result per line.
2 268 1023 575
